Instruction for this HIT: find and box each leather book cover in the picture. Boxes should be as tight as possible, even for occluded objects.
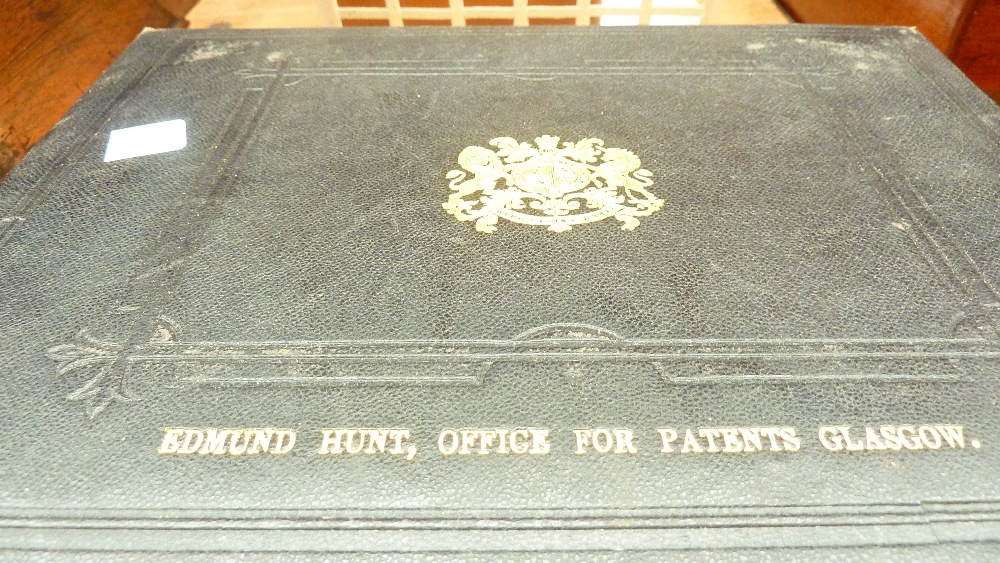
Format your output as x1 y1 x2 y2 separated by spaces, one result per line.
1 26 999 557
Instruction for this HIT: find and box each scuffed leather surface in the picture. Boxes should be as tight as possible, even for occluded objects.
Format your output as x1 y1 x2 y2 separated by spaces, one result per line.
0 26 999 556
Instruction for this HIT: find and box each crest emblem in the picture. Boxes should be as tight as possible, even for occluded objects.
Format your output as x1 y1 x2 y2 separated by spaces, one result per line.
443 135 664 233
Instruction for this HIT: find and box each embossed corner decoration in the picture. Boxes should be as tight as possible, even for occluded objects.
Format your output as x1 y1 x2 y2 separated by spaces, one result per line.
443 136 663 233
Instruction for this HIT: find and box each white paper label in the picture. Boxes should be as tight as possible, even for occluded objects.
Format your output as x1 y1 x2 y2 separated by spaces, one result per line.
103 119 187 162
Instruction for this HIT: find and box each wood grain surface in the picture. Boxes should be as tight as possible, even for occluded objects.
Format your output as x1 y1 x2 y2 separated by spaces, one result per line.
778 0 1000 100
0 0 190 178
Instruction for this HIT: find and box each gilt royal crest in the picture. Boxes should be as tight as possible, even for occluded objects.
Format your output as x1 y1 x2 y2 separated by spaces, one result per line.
443 135 663 233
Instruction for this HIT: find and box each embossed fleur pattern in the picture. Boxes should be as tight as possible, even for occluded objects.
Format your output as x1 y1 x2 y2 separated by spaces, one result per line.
443 136 664 233
46 330 133 419
45 318 179 418
46 320 989 417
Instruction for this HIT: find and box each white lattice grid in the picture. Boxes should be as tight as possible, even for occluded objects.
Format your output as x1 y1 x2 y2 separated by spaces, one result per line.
319 0 720 27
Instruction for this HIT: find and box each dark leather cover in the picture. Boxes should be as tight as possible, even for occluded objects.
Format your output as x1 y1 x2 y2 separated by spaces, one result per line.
1 26 999 558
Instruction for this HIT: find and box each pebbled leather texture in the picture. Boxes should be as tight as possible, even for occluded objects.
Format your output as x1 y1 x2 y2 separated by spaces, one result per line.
0 26 999 556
